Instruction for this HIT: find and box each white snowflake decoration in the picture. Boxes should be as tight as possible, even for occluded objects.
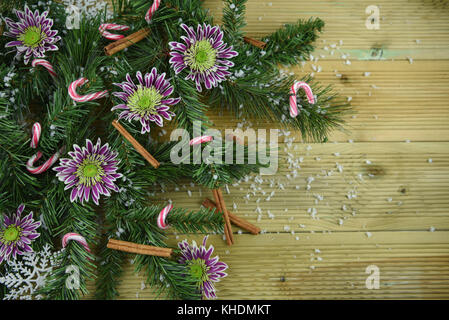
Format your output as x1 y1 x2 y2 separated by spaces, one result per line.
0 244 62 300
61 0 113 21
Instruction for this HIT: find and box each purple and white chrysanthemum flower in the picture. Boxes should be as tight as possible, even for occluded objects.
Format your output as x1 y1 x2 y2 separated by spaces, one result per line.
178 236 228 299
169 23 238 92
53 138 123 205
3 5 61 65
112 68 181 134
0 204 41 264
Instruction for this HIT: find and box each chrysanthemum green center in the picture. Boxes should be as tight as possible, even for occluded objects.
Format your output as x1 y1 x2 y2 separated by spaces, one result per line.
83 164 98 178
76 156 105 187
19 26 44 47
127 86 163 117
185 40 217 72
3 225 20 242
187 258 209 283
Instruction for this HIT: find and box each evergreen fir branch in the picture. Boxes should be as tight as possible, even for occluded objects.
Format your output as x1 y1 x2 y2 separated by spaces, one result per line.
222 0 248 43
95 233 126 300
262 17 325 66
0 1 69 112
292 80 351 142
127 0 210 25
38 202 97 300
37 241 96 300
125 218 201 300
123 205 224 234
189 141 269 189
170 76 211 131
0 88 41 205
210 70 350 142
134 255 201 300
97 202 223 300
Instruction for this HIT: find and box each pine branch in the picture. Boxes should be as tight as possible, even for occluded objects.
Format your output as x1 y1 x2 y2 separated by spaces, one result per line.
189 141 269 189
123 205 224 234
38 241 95 300
95 233 126 300
0 73 41 205
38 202 97 300
134 255 201 300
263 17 325 66
210 70 350 142
222 0 248 43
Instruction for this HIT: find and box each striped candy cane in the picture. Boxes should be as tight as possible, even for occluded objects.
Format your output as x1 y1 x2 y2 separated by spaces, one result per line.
68 78 109 102
189 135 213 146
145 0 161 23
289 81 316 118
26 147 64 175
157 204 173 229
26 122 64 174
99 23 130 40
62 232 91 252
32 59 57 77
30 122 41 148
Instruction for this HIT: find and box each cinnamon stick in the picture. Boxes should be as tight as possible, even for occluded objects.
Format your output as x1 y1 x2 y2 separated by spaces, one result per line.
109 239 170 254
243 36 267 49
112 119 160 168
213 188 234 245
202 198 260 235
211 189 232 245
105 28 148 51
107 239 172 258
105 28 150 56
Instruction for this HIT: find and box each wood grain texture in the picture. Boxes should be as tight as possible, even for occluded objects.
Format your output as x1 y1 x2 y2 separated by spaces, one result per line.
94 0 449 299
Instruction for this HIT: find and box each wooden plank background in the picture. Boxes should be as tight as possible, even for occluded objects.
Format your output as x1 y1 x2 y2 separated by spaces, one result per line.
93 0 449 299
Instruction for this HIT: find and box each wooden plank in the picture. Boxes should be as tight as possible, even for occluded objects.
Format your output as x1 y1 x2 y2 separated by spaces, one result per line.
154 142 449 232
197 60 449 142
205 0 449 60
103 233 449 300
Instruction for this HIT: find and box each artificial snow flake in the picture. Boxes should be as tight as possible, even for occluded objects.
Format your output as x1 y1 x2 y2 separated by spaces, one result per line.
62 0 113 21
0 244 62 300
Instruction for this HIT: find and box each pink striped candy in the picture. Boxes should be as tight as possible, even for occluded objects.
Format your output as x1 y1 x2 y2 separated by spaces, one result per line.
26 147 64 175
145 0 161 23
68 78 108 103
157 204 173 229
62 232 91 252
99 23 130 40
30 122 41 149
289 81 316 118
32 59 57 78
189 136 213 146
